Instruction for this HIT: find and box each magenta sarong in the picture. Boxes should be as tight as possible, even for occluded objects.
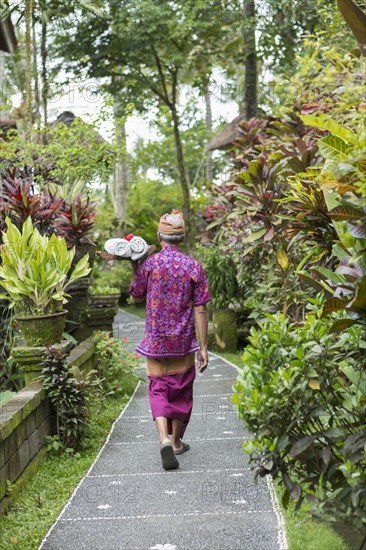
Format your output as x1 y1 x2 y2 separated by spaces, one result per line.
147 365 196 438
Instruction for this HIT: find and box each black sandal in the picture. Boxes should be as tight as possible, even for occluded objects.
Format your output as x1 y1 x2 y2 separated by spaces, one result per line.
160 443 179 470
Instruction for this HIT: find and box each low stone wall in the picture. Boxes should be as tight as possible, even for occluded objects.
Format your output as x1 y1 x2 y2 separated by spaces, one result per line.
0 335 98 509
0 382 54 503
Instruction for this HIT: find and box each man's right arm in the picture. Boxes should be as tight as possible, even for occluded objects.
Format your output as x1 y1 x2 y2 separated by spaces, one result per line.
194 304 209 372
128 260 148 303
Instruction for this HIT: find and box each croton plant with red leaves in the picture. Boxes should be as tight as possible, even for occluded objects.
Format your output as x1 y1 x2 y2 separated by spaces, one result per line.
0 167 64 236
198 114 324 259
53 195 96 248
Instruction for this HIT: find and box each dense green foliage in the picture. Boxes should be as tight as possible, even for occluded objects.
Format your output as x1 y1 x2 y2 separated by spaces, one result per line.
200 32 366 529
233 307 366 528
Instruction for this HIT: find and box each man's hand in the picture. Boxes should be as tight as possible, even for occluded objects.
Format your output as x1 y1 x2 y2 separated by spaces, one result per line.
197 347 208 373
194 304 209 373
96 251 124 261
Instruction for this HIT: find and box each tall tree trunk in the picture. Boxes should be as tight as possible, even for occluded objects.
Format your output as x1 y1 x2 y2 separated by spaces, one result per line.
32 13 41 132
0 52 7 117
243 0 257 119
24 0 34 139
112 77 129 238
171 104 191 246
41 18 48 138
204 81 214 184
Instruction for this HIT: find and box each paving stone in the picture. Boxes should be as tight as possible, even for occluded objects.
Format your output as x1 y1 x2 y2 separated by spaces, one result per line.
61 469 271 520
40 511 279 550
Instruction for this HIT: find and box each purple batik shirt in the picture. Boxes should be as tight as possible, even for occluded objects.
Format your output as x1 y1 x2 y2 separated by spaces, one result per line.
128 245 211 358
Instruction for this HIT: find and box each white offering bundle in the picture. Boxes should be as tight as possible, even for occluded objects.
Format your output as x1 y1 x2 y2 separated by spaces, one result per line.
104 233 149 261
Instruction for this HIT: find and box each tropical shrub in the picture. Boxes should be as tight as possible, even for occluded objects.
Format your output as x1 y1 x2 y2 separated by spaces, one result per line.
232 305 366 528
0 217 91 316
194 243 238 310
201 39 365 324
38 346 104 451
294 110 366 332
94 331 142 398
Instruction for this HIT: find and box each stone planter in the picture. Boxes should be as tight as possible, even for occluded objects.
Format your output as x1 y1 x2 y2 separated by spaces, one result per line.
71 239 97 271
85 305 119 332
15 310 67 346
212 309 237 353
91 293 120 309
64 277 91 341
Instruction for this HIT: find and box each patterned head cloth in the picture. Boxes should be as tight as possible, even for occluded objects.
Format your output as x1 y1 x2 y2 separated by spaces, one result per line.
158 209 185 235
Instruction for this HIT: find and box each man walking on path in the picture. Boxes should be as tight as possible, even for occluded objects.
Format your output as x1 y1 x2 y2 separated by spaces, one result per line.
128 209 211 470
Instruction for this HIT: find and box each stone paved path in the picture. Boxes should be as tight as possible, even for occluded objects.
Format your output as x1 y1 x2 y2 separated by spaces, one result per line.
39 310 288 550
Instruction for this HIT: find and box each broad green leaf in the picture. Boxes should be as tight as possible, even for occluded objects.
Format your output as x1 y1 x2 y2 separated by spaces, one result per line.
290 435 317 458
299 114 356 143
322 298 348 317
324 427 343 440
322 188 342 212
340 365 366 398
297 271 331 295
68 254 91 284
318 135 352 161
337 0 366 46
206 219 221 230
311 266 345 284
243 228 267 243
330 319 357 332
308 379 321 390
328 205 364 221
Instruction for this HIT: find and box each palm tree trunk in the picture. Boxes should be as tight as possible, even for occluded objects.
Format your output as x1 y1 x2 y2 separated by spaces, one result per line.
112 77 129 237
24 0 34 139
171 103 191 246
32 12 41 132
243 0 257 119
204 81 214 183
41 18 49 135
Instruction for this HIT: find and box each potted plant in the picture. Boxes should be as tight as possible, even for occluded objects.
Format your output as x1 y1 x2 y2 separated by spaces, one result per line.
0 216 91 345
52 195 97 339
